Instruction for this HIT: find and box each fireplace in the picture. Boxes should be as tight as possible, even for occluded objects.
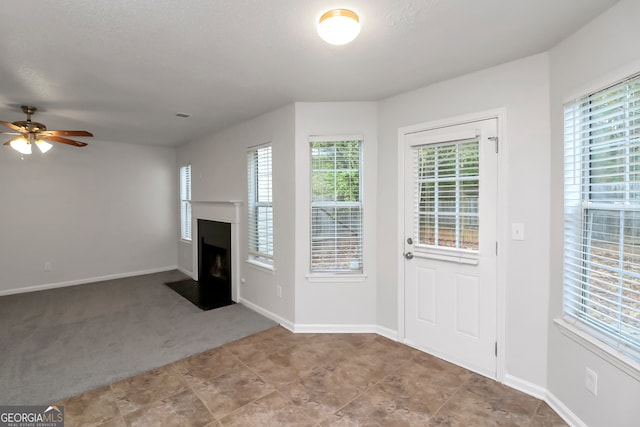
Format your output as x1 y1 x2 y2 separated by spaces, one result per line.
166 219 234 310
197 219 232 305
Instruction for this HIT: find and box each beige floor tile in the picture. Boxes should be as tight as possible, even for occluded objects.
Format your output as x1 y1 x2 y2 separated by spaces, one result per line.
259 326 315 346
246 343 322 386
110 366 188 415
279 366 362 420
123 389 213 427
530 402 569 427
428 374 540 426
374 357 470 416
56 385 121 427
362 335 423 363
56 327 569 427
219 391 316 426
193 364 274 419
172 346 242 386
222 329 284 365
320 384 432 427
95 416 126 427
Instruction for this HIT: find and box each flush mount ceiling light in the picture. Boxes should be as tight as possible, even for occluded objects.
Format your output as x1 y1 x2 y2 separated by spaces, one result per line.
317 9 360 45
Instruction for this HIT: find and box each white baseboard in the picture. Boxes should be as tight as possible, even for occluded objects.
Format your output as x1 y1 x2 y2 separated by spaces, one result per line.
545 390 587 427
176 266 194 278
503 374 546 400
290 324 399 339
0 266 179 296
375 325 399 341
238 297 295 332
503 374 585 427
293 323 380 334
234 301 401 340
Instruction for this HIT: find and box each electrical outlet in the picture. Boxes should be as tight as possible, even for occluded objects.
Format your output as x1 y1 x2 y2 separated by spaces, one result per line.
44 262 52 272
277 286 282 298
585 367 598 396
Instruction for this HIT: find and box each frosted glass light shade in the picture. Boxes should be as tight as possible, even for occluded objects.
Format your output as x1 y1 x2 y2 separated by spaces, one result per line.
36 140 53 153
318 9 360 45
10 137 32 155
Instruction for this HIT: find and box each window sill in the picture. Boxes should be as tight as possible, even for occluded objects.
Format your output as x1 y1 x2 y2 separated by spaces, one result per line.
305 273 367 283
246 259 275 274
180 239 192 244
554 317 640 382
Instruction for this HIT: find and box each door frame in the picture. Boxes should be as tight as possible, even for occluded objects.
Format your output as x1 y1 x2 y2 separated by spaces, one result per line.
396 108 507 382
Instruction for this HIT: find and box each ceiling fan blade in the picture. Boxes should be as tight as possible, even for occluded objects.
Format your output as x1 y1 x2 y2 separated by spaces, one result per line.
42 130 93 137
0 120 24 132
3 136 23 146
0 131 21 135
43 135 88 147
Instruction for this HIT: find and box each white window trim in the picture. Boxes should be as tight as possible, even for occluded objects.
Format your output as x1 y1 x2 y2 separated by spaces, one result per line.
305 273 367 283
179 164 192 242
562 71 640 368
246 259 276 275
247 143 274 267
555 317 640 381
309 137 364 274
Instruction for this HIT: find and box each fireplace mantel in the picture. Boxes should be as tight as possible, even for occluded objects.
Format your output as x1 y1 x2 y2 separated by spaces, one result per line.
191 200 243 224
190 200 243 301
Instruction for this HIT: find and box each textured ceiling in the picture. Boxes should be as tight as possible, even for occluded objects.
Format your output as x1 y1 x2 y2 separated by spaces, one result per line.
0 0 618 147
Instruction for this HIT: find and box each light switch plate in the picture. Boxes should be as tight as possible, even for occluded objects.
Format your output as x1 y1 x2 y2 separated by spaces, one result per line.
511 223 525 241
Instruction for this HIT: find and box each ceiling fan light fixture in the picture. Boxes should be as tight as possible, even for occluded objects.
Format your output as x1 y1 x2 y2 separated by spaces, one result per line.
10 137 32 155
317 9 360 45
36 140 53 153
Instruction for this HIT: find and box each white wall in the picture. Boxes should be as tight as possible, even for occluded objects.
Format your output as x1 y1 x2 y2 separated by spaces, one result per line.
0 141 178 294
294 102 378 327
377 54 551 389
177 104 296 324
548 1 640 425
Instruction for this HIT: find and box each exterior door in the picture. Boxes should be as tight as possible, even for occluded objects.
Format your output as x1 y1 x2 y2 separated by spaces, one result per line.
403 118 498 378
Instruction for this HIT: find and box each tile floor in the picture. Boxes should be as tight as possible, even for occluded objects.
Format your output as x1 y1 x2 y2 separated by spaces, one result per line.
56 326 567 426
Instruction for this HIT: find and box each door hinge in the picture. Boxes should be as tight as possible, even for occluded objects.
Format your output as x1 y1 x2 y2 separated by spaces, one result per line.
495 241 498 256
495 341 498 357
488 136 498 153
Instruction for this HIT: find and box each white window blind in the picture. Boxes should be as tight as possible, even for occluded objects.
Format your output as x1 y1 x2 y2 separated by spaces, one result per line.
180 165 191 241
247 144 273 265
414 139 479 251
564 73 640 361
310 139 363 273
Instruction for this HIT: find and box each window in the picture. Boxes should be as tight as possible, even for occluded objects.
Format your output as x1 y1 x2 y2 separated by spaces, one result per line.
310 138 363 273
564 73 640 361
247 144 273 266
180 165 191 241
414 139 479 251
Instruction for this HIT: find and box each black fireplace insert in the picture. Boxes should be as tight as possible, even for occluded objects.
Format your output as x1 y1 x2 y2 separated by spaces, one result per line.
166 219 234 310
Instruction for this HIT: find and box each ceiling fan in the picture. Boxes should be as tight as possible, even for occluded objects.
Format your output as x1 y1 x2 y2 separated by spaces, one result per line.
1 105 93 155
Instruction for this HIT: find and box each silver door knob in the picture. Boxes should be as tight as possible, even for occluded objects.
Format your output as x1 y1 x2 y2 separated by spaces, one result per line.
404 252 414 260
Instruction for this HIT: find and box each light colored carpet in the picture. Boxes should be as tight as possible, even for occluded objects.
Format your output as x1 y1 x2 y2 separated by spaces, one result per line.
0 270 276 404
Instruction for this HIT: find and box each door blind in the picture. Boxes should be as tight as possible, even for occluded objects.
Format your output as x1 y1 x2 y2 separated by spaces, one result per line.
413 139 479 251
564 73 640 360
